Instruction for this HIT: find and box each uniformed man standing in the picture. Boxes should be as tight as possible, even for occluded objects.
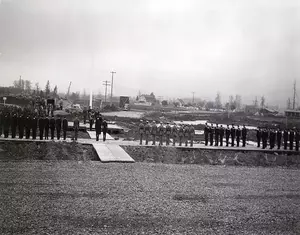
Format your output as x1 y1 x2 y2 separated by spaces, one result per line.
204 123 209 146
18 113 25 139
50 116 56 140
95 116 101 141
189 124 195 147
158 122 164 146
171 123 178 146
11 113 18 138
283 129 288 150
102 119 108 142
269 129 275 149
219 125 224 147
32 115 38 139
262 128 268 149
25 115 31 139
139 120 145 145
178 124 184 146
184 124 190 147
214 124 219 146
62 117 68 140
289 129 295 150
56 117 62 140
256 127 261 148
209 124 214 146
44 116 50 140
73 115 80 141
165 122 171 146
151 121 157 145
276 129 282 150
144 121 151 145
83 107 87 124
241 125 247 147
295 129 300 151
236 125 241 147
3 113 10 138
38 116 45 140
230 124 236 147
225 124 230 147
89 111 94 131
0 111 3 137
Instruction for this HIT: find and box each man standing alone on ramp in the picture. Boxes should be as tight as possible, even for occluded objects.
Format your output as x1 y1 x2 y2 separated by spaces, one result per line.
139 120 144 145
95 116 102 141
102 119 108 142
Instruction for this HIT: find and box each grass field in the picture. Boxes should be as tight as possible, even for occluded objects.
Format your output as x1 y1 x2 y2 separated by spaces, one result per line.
1 161 300 234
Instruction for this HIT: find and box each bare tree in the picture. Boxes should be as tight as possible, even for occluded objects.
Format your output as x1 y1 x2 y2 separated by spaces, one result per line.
25 80 31 93
214 92 222 109
45 80 51 96
35 82 40 93
234 95 242 110
260 96 265 108
287 97 291 110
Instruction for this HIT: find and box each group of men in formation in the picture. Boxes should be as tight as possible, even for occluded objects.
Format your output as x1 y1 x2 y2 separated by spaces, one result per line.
255 127 300 151
138 120 195 146
0 107 109 142
204 123 248 147
204 123 300 151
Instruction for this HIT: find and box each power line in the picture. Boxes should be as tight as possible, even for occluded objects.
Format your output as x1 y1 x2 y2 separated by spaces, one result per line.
110 71 116 106
103 80 111 103
293 80 297 110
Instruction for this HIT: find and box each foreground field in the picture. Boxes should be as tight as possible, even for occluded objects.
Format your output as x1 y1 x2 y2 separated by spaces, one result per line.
0 161 300 234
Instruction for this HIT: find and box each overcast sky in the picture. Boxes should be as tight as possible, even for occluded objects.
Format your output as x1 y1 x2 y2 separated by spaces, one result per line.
0 0 299 106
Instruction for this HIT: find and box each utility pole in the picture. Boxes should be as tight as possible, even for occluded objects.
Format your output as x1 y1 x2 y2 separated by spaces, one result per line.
103 81 111 104
110 71 116 106
293 80 296 110
192 92 195 104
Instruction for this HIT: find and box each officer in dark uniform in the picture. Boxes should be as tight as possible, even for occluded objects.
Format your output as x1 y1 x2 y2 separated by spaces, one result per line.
38 116 45 140
0 111 3 137
32 115 38 139
283 129 288 150
225 124 230 147
56 117 62 140
158 122 164 146
184 124 190 147
3 113 10 138
236 125 241 147
62 117 68 140
241 125 247 147
214 124 219 146
295 129 300 151
262 128 268 149
144 121 151 145
50 116 56 140
204 123 209 146
83 107 87 124
219 125 224 146
269 129 275 149
95 116 102 141
276 129 282 150
289 129 295 150
209 124 214 146
256 127 261 147
89 111 94 131
189 124 195 147
230 124 236 147
25 115 31 139
11 113 18 138
18 113 25 139
44 116 50 140
102 119 108 142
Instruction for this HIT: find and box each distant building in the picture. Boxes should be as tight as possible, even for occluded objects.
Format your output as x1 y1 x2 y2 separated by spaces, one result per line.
244 105 259 114
285 109 300 118
135 94 156 106
260 108 279 116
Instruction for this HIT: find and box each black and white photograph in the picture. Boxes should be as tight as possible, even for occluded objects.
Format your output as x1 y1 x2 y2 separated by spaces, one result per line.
0 0 300 234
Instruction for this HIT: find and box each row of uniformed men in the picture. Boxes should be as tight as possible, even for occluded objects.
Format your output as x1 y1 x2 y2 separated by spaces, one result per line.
138 120 195 146
256 127 300 151
204 124 248 147
0 112 76 140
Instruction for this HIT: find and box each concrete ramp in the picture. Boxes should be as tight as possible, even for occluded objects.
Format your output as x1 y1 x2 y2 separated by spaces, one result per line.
87 131 114 140
92 143 135 163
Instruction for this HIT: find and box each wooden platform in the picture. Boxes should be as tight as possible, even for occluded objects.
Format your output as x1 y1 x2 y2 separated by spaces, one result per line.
92 143 135 163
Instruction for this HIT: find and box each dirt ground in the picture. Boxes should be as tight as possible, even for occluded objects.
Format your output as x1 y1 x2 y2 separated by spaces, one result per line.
122 146 300 168
0 141 98 161
1 161 300 234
